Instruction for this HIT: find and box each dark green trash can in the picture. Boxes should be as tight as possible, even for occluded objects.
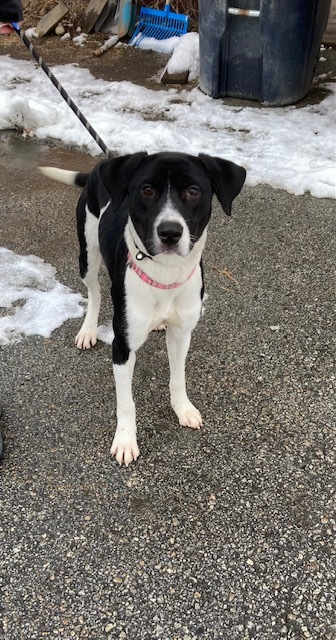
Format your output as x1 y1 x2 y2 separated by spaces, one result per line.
199 0 331 106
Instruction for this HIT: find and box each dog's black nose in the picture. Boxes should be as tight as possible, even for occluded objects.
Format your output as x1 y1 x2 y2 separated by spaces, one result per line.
157 221 183 245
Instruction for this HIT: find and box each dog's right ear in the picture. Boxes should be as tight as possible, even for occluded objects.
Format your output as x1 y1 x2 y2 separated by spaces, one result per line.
99 152 148 210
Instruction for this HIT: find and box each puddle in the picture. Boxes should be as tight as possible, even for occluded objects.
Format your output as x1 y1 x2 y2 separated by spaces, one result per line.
0 131 100 173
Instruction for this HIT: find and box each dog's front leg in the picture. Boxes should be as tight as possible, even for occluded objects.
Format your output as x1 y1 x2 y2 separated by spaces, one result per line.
111 349 139 466
166 326 203 430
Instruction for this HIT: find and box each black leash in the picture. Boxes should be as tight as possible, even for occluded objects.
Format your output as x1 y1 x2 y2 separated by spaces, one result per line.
11 23 112 158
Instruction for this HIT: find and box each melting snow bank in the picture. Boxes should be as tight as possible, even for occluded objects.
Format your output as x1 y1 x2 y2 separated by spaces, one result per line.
0 52 335 198
0 248 84 346
136 32 200 80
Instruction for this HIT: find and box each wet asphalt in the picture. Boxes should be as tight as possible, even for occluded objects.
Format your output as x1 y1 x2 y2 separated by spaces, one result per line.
0 47 335 640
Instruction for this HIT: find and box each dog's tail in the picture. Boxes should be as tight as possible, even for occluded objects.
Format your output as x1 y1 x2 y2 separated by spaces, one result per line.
38 166 88 188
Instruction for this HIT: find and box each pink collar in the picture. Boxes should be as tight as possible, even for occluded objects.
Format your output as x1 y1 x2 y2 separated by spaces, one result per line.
127 253 196 290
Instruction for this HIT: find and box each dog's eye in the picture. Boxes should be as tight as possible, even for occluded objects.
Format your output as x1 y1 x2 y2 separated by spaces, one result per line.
185 186 201 199
141 185 156 198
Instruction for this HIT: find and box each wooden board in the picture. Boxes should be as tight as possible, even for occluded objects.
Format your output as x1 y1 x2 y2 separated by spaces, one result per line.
79 0 110 33
93 0 117 32
161 68 189 85
36 1 69 37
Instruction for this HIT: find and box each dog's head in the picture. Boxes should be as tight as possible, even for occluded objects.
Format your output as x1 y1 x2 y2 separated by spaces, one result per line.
101 151 246 258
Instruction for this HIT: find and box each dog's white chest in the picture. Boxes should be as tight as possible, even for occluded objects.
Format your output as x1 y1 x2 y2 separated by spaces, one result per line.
150 297 179 331
124 266 202 351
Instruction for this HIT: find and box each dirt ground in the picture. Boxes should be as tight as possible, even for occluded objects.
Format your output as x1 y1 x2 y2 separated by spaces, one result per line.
4 0 194 90
0 27 173 90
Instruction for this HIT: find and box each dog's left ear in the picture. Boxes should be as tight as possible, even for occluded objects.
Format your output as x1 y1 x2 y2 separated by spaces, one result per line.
100 152 148 210
198 154 246 216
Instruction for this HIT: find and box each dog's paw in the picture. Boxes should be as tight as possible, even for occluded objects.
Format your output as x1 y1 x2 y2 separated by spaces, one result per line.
173 402 203 430
111 433 140 466
75 328 97 350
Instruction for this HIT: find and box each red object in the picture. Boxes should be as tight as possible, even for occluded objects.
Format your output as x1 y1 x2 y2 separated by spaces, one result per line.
0 22 15 35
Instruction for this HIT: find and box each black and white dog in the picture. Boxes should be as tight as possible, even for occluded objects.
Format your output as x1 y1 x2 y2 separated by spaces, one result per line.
40 152 246 465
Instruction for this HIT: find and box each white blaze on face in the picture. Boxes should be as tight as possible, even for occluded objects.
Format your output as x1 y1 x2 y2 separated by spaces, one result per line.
153 193 191 257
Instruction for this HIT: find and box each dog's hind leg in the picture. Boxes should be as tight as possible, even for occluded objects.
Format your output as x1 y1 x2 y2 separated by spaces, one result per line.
76 209 102 350
166 326 203 430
